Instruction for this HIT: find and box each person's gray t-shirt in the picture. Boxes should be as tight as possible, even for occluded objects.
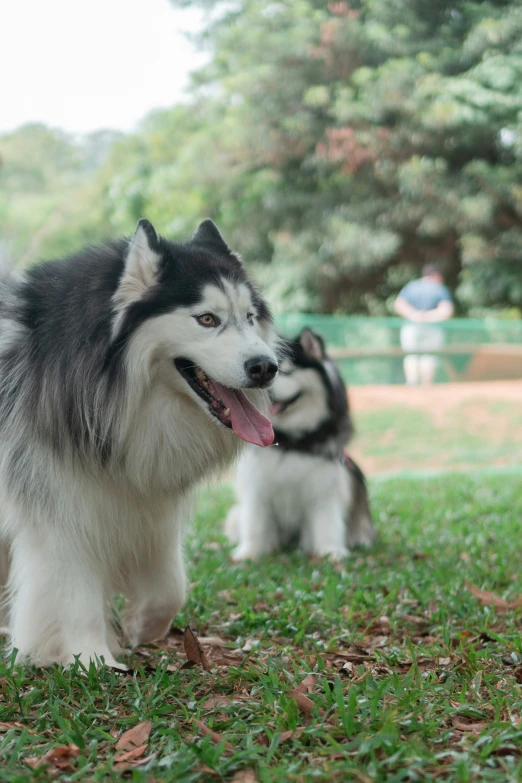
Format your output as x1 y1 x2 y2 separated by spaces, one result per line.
398 279 452 312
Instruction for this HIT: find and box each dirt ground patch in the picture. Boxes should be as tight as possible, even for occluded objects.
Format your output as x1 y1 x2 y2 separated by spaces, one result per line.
348 380 522 476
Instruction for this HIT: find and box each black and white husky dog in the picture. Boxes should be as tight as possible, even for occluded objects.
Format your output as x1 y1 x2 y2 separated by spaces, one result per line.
225 328 376 560
0 219 278 667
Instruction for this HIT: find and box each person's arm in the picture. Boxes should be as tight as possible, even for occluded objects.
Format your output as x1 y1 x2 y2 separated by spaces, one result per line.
394 296 425 322
422 300 454 323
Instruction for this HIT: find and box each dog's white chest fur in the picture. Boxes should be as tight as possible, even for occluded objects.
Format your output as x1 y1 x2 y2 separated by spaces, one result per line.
226 445 354 560
246 447 350 533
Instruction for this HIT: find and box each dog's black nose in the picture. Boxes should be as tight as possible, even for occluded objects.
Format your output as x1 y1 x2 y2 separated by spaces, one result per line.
245 357 278 387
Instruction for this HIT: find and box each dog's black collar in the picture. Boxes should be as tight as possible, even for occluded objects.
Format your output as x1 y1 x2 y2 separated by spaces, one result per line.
273 418 349 457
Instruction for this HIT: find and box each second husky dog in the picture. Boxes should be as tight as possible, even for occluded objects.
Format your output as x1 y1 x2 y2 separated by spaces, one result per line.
226 328 376 560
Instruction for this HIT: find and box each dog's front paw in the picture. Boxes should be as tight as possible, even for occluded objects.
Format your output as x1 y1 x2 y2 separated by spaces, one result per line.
350 531 376 548
231 545 263 562
313 546 350 562
64 649 128 671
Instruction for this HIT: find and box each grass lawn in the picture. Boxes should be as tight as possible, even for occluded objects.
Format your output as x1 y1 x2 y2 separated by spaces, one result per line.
349 382 522 476
1 474 522 781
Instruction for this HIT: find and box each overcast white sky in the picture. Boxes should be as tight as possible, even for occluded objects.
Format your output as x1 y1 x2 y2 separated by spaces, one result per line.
0 0 206 135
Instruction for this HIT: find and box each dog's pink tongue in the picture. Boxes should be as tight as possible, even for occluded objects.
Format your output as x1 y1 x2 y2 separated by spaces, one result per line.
210 382 274 447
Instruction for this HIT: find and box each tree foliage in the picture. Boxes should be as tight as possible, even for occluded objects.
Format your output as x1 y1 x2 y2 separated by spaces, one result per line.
2 1 522 314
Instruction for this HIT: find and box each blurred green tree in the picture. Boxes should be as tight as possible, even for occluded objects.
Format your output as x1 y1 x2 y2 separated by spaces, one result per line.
2 1 522 315
166 0 522 314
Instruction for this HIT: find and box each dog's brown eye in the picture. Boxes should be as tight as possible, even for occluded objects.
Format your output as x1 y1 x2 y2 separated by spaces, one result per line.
196 313 220 328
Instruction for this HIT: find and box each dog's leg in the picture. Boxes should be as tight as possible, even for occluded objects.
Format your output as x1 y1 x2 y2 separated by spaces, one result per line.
8 529 119 668
123 520 187 648
302 500 349 561
223 504 239 544
347 493 377 548
345 465 377 548
231 500 279 561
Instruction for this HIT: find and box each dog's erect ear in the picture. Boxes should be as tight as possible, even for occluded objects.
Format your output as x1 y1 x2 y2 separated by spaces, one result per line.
192 219 231 255
121 219 160 294
126 218 160 282
299 328 326 361
111 219 160 338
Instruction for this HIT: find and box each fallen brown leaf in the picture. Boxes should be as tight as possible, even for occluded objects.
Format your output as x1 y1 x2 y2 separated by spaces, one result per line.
465 582 522 610
198 765 222 780
193 718 235 751
231 769 258 783
340 661 356 677
0 721 25 732
184 627 212 672
286 689 315 716
490 746 522 758
116 720 152 751
203 695 232 711
114 753 155 772
114 745 147 764
452 716 489 732
198 636 227 647
25 744 81 772
294 673 318 694
337 645 374 663
279 728 304 743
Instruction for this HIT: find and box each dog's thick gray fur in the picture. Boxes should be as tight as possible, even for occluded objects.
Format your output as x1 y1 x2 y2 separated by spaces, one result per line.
226 328 376 560
0 219 278 666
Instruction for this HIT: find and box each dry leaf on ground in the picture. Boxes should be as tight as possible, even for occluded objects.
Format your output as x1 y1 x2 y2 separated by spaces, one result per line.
340 661 356 677
490 746 522 758
465 582 522 610
0 721 25 732
231 769 259 782
294 674 318 694
184 627 212 672
25 744 81 772
279 728 304 743
337 645 374 663
116 720 152 751
198 636 226 647
203 695 232 711
198 765 222 780
193 718 235 751
452 716 489 732
114 745 148 764
286 689 316 716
